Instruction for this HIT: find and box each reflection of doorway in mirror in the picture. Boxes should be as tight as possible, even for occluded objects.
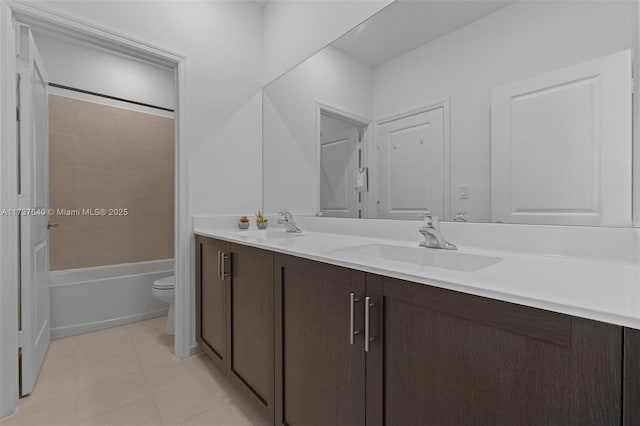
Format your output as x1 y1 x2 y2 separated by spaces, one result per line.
376 102 449 221
491 50 632 227
319 111 368 218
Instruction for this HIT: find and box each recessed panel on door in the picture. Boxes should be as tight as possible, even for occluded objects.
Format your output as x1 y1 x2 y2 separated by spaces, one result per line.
378 107 446 220
389 123 431 211
320 113 361 218
512 78 598 213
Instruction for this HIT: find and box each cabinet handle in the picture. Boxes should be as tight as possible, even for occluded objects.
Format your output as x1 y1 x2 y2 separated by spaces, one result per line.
217 251 222 279
220 252 229 280
349 292 361 345
365 297 376 352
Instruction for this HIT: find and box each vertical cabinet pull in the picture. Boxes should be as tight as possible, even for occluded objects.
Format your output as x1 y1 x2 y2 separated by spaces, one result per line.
349 292 361 345
217 251 229 280
365 296 376 352
220 252 229 280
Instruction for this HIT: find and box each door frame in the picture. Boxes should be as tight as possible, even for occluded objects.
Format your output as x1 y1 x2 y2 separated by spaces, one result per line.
373 99 451 221
315 101 371 218
633 0 640 227
0 2 191 418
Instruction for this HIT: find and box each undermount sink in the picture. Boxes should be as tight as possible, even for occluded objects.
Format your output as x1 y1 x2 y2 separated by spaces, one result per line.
233 229 304 240
333 244 501 272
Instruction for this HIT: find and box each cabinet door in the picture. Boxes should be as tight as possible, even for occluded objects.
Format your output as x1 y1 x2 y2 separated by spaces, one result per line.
275 255 366 426
195 236 228 370
227 242 274 421
366 275 622 426
624 327 640 425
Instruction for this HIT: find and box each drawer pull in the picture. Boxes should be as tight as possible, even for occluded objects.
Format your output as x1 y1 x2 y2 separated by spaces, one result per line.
349 292 361 345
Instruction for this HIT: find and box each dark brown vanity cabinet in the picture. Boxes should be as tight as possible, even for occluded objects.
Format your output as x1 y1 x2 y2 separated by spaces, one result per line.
195 236 228 370
198 238 639 426
195 236 275 421
366 275 625 426
227 242 275 421
274 255 634 426
274 254 366 426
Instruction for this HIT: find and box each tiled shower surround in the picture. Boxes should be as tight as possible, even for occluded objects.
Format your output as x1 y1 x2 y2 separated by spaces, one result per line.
48 95 174 270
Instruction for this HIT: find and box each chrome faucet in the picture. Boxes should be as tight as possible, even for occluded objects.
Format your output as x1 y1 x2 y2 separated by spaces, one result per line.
278 211 302 233
419 213 457 250
453 212 469 222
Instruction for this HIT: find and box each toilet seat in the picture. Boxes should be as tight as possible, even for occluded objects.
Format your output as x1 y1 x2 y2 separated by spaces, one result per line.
153 275 175 290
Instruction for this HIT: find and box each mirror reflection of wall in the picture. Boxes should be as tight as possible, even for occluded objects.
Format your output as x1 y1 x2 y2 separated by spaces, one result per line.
263 0 635 226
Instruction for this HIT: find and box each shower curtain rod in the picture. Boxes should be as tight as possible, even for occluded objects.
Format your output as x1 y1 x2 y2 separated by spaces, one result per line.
48 82 175 113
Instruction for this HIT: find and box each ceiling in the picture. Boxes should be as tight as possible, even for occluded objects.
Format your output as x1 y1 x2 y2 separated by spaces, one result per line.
332 0 515 67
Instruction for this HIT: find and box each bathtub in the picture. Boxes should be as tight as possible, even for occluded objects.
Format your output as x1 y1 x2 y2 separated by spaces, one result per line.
49 259 174 339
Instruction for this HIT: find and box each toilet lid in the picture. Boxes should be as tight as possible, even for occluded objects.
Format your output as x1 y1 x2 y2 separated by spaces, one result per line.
153 275 175 289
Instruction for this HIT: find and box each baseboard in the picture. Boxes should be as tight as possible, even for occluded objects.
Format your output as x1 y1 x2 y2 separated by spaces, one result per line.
190 343 203 356
51 308 168 339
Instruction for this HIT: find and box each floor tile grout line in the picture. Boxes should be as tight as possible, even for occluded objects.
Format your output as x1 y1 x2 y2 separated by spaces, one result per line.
73 391 157 426
75 373 150 423
72 323 152 423
126 320 171 424
4 318 257 426
71 325 142 393
175 392 225 426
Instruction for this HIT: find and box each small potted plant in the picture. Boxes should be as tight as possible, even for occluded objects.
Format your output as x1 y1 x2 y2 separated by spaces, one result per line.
238 216 250 229
255 211 268 230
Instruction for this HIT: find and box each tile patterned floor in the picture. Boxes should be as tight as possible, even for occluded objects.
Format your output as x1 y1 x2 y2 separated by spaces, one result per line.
0 317 270 426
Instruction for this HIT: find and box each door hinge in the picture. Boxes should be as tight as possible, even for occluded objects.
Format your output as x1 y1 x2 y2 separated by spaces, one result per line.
17 330 24 348
16 106 20 122
16 57 28 75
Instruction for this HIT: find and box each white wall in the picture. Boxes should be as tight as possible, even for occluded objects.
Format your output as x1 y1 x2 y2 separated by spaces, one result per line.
31 0 265 217
262 0 393 85
372 1 634 222
26 0 264 357
32 31 175 110
263 46 372 215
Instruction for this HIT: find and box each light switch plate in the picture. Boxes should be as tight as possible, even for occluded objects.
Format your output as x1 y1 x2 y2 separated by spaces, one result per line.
355 168 368 193
458 185 469 199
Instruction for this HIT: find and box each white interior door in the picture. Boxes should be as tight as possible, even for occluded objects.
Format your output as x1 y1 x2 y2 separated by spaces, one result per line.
377 108 445 220
491 49 632 226
319 114 361 218
18 24 50 396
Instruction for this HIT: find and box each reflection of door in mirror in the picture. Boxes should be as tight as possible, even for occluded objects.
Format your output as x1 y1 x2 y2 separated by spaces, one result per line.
491 50 632 227
319 112 365 218
262 0 635 225
377 106 447 220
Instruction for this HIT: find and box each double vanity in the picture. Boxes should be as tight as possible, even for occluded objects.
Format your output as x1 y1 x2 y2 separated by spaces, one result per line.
193 1 640 424
193 216 640 426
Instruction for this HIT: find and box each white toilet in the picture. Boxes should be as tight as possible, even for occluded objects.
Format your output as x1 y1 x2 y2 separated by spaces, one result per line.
152 275 175 335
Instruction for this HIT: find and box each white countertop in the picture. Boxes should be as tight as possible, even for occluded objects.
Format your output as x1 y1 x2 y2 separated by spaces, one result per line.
194 216 640 329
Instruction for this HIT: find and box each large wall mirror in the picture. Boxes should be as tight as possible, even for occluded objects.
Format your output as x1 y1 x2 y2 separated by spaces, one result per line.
263 0 636 226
